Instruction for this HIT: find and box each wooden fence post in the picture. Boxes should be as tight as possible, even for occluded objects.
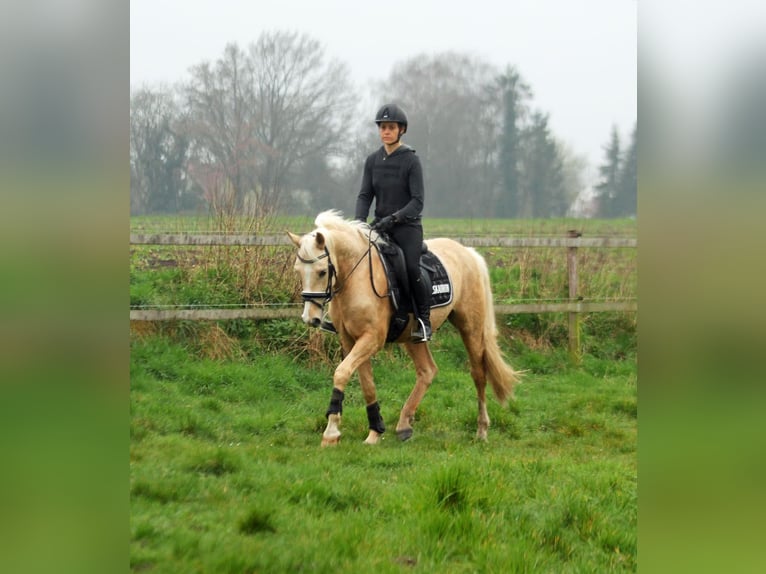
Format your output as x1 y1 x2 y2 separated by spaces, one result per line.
567 230 582 365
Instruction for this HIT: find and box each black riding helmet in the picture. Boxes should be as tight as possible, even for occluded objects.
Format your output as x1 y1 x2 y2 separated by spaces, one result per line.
374 103 408 135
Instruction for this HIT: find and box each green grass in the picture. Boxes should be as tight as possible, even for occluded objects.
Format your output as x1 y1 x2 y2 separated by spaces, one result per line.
130 214 636 571
130 330 636 573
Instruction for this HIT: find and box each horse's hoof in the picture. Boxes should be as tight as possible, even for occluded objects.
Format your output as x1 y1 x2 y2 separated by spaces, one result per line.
396 428 413 441
321 435 340 447
363 430 382 445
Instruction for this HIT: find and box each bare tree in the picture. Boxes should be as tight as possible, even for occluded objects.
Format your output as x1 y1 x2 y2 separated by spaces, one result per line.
183 43 260 214
378 52 499 217
181 33 356 218
249 31 356 212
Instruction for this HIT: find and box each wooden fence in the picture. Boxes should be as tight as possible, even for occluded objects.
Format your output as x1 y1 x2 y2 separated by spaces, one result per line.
130 232 637 363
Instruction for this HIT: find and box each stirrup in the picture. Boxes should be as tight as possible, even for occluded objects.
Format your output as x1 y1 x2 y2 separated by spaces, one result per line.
410 317 431 343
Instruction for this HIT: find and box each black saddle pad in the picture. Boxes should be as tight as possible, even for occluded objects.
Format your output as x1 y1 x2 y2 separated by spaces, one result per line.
420 251 453 308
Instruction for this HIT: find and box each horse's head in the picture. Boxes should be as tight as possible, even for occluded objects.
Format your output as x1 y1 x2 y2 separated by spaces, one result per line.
288 229 334 328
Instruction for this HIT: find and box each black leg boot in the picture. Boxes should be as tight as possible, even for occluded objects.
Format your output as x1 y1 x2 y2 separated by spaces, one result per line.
410 277 432 343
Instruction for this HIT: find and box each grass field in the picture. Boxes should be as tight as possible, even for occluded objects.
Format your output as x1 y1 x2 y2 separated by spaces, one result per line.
130 325 636 573
130 214 636 572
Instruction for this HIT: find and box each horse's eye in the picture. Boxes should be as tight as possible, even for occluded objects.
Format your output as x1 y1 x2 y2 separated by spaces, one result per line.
318 270 327 278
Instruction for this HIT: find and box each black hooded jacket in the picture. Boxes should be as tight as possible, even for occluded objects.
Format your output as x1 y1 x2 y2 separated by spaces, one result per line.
354 145 424 223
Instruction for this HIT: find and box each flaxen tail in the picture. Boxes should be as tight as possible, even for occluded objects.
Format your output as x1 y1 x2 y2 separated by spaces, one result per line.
470 248 522 405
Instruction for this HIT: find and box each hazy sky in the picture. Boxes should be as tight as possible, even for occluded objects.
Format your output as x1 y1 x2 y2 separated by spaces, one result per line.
131 0 637 171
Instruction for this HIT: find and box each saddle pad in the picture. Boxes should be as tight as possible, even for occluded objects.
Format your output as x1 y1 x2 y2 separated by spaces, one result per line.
422 250 453 308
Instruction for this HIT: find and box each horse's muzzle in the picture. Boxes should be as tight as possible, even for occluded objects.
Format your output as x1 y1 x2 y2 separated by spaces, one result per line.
309 317 322 328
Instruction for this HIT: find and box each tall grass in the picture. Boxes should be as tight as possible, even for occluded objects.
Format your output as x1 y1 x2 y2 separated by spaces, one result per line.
130 214 636 571
130 331 636 572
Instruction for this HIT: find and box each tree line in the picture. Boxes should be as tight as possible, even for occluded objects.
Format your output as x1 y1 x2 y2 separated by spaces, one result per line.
593 124 637 218
130 30 636 219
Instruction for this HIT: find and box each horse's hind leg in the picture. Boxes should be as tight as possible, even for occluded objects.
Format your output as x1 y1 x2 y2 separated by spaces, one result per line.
453 318 490 440
395 342 439 441
474 379 490 442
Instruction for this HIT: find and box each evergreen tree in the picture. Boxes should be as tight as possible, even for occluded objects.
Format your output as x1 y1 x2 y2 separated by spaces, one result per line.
520 111 568 217
595 125 623 217
615 123 637 217
145 120 189 213
495 67 531 217
130 87 189 214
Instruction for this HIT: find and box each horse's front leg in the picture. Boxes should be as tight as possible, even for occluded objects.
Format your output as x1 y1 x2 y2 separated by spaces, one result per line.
357 359 385 445
322 332 381 447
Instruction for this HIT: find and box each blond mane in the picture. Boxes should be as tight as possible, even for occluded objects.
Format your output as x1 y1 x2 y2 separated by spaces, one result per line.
314 210 376 247
314 209 348 230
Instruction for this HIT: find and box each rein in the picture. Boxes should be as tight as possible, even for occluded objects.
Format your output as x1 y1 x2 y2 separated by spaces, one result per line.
368 238 391 300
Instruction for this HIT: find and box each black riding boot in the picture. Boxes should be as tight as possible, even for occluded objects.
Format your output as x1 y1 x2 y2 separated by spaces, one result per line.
410 277 432 343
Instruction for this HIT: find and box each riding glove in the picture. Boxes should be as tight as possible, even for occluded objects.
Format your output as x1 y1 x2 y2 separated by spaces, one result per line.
372 214 397 231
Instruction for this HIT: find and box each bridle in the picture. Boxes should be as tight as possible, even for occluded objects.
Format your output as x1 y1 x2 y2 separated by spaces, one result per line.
297 234 386 316
297 247 336 309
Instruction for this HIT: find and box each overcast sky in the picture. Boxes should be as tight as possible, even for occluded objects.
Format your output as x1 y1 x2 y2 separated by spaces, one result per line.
131 0 637 172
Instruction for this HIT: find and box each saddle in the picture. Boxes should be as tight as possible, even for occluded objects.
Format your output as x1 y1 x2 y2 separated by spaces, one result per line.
373 238 453 342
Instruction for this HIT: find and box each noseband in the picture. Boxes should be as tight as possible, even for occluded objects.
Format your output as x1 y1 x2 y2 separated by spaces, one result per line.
297 247 336 309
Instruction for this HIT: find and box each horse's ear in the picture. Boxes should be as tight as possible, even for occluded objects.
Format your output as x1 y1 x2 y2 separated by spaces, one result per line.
287 231 301 247
314 232 326 249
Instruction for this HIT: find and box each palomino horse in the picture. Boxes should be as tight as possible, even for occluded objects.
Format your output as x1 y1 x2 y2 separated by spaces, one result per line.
288 210 521 446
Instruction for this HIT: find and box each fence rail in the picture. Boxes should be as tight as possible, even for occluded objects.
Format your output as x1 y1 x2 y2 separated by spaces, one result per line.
130 233 637 249
129 301 636 322
130 232 637 363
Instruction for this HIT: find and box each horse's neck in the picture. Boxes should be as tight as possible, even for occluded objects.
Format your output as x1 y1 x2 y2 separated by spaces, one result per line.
335 250 364 286
330 231 366 274
333 234 385 298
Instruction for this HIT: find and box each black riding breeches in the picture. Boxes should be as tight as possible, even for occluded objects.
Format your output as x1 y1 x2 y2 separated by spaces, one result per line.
389 224 429 310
